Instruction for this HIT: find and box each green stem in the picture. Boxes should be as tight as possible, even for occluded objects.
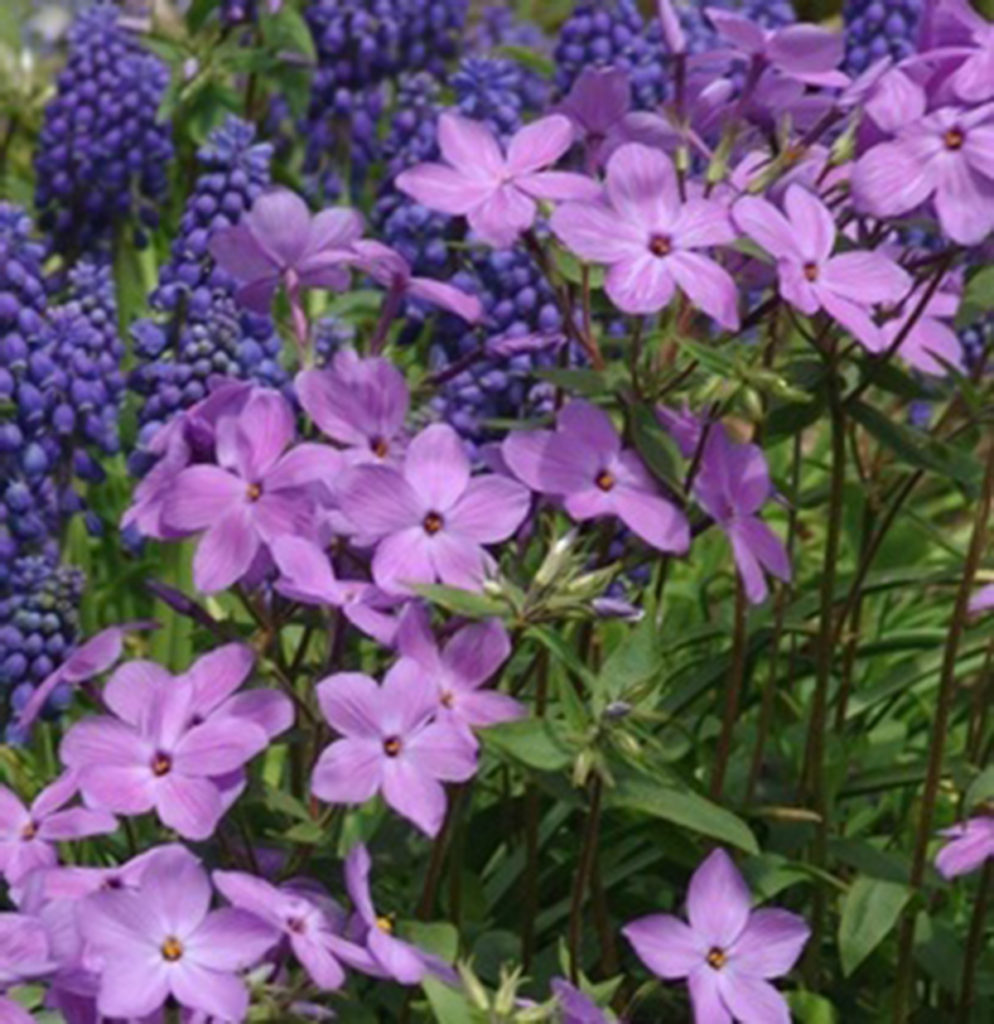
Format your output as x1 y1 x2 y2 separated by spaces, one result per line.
567 773 603 984
801 380 847 987
892 438 994 1022
711 580 749 800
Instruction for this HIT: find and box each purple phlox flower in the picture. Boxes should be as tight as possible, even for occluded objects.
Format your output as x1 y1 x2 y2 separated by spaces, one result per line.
551 978 611 1024
623 849 810 1024
340 422 531 595
16 621 156 735
969 583 994 614
209 188 363 341
502 400 690 554
162 388 343 592
915 0 994 103
935 815 994 878
296 349 410 467
271 536 404 646
124 380 254 540
311 662 478 837
733 184 912 351
343 844 456 985
852 101 994 246
348 240 483 324
0 772 116 887
61 652 274 840
881 278 964 376
80 848 278 1021
693 428 790 604
0 912 54 1024
395 605 523 733
705 8 848 88
395 111 601 248
213 870 375 990
556 67 649 172
551 143 740 327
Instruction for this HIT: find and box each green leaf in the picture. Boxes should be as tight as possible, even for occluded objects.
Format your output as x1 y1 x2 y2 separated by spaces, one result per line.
597 614 661 700
849 400 979 493
956 265 994 327
483 719 573 772
494 44 555 77
629 405 686 496
412 584 505 619
838 876 911 976
421 977 483 1024
610 776 759 853
404 921 459 962
966 765 994 808
280 820 327 845
784 992 839 1024
533 367 608 396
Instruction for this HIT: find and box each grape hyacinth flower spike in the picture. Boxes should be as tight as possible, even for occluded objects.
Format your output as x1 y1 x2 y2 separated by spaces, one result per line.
209 188 363 347
733 184 912 351
311 662 478 837
340 422 531 594
935 815 994 878
0 772 116 886
395 111 601 248
551 143 740 327
502 400 690 554
623 849 810 1024
80 848 278 1020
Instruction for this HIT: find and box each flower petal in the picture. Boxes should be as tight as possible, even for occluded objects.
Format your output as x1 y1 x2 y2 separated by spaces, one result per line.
605 253 677 314
447 475 530 543
605 143 680 232
551 200 644 263
404 423 470 512
622 913 704 979
438 112 504 178
729 909 810 978
395 163 495 215
716 970 792 1024
507 114 575 174
686 849 752 948
381 758 448 836
311 739 384 804
192 507 260 593
316 673 384 738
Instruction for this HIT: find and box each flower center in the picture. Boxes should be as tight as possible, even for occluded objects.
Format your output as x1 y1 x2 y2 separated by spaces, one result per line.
383 736 402 757
423 511 444 535
440 690 455 708
151 752 173 777
287 916 307 934
648 234 672 257
370 436 389 458
944 127 965 150
246 482 262 502
376 914 394 934
803 261 819 282
707 947 727 970
595 469 615 491
161 936 184 962
20 820 37 841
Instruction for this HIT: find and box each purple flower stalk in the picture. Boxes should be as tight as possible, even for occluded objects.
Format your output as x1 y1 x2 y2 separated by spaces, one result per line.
551 143 739 327
395 606 524 733
396 111 600 248
162 388 341 592
80 847 278 1020
733 184 911 351
503 400 690 554
623 849 809 1024
311 662 478 836
340 422 531 594
0 772 116 886
935 815 994 878
210 188 363 345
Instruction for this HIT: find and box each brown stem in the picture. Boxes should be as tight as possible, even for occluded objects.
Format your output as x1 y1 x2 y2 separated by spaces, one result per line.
892 438 994 1022
567 774 604 983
